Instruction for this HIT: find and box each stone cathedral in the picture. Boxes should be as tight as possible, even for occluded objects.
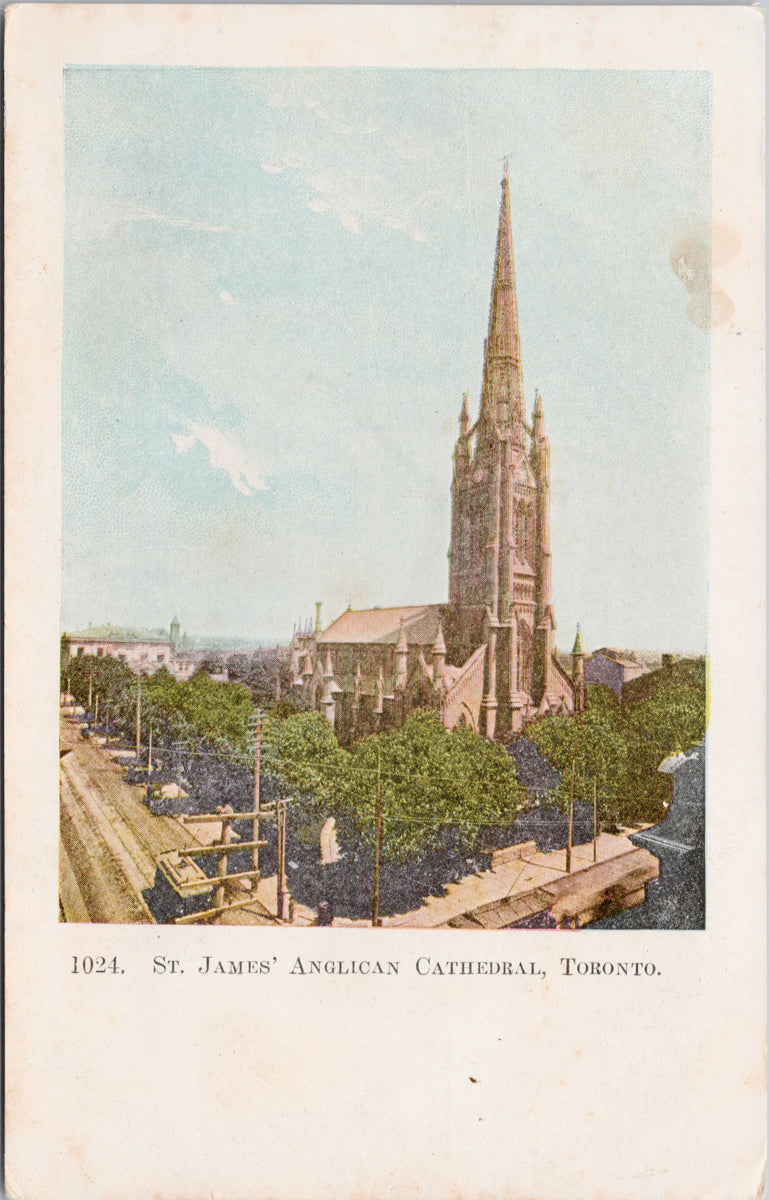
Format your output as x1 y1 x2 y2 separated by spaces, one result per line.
290 175 576 743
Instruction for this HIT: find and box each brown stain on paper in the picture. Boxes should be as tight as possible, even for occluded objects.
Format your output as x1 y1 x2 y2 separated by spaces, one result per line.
671 220 742 330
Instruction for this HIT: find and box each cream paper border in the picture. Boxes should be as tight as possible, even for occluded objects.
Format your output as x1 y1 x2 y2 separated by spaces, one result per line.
5 7 766 1199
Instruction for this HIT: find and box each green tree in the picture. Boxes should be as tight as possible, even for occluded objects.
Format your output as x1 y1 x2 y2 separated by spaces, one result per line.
527 705 628 828
623 683 706 823
261 711 349 812
340 712 522 861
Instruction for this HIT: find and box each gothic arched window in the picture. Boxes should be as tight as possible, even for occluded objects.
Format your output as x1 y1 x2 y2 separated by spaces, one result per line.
517 622 533 694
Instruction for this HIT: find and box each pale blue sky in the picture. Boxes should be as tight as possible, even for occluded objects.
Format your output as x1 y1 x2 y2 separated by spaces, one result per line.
63 68 710 651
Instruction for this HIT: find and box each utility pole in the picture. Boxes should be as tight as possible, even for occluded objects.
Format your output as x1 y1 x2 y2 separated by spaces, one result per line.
88 667 93 712
372 742 383 927
276 799 289 921
214 805 235 910
94 694 99 725
252 709 262 879
135 677 142 760
566 740 576 873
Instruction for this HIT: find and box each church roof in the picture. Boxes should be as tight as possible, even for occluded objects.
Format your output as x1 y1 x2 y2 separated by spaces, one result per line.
319 604 444 646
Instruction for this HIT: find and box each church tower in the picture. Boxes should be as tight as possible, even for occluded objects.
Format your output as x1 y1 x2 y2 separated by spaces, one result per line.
448 171 557 739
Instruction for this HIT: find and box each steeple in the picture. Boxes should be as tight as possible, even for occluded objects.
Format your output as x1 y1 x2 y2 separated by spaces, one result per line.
453 390 472 477
447 177 567 740
480 174 524 430
460 389 470 436
571 625 586 714
532 389 544 436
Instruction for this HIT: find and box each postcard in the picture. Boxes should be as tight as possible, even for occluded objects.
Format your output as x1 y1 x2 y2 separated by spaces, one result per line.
5 6 765 1199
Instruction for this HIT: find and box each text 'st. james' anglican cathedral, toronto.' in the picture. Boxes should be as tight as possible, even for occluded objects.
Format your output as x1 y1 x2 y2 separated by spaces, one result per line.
290 174 578 743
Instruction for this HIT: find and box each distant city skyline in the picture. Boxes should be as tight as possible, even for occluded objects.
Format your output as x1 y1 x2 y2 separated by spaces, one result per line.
63 68 711 651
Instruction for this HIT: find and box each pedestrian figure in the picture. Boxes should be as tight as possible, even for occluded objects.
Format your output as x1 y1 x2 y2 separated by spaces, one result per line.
316 900 333 926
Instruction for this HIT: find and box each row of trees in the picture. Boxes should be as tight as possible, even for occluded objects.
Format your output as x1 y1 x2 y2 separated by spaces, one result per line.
62 649 254 752
61 645 523 859
60 645 706 913
61 646 706 840
61 646 524 915
265 709 523 861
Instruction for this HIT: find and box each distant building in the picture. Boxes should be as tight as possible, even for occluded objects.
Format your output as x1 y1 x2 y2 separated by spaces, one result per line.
289 175 578 741
63 621 197 680
584 647 648 701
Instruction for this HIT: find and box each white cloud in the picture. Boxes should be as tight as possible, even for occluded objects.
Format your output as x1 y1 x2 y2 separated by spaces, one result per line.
338 210 360 235
171 432 196 454
171 422 268 496
384 127 432 162
260 151 303 176
254 85 440 243
219 290 236 306
128 205 233 235
302 167 433 242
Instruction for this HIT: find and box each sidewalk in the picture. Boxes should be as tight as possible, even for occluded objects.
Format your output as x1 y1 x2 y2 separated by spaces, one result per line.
383 832 650 929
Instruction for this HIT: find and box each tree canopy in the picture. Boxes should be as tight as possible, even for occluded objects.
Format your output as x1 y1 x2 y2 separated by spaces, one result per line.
338 712 522 861
525 679 706 827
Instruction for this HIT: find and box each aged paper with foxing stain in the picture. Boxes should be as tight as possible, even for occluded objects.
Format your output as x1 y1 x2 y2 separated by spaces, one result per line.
5 6 765 1199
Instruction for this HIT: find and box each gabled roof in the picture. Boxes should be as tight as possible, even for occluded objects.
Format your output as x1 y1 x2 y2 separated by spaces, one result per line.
550 653 574 689
319 605 444 646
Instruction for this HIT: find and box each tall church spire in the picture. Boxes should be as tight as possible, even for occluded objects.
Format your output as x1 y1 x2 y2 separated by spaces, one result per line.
447 178 572 740
480 175 524 430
